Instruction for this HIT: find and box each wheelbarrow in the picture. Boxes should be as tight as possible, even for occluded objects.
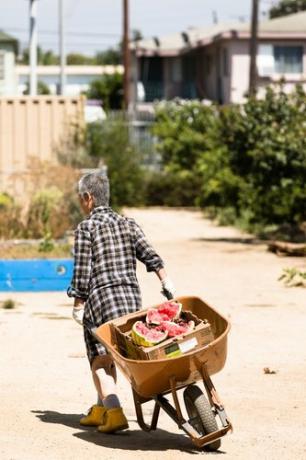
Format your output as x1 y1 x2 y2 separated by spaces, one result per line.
91 296 232 451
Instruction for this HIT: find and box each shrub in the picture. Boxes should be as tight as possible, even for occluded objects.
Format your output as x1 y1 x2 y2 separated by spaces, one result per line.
151 88 306 236
1 299 16 310
26 187 63 238
152 100 223 207
86 73 123 111
144 170 201 207
220 85 306 227
85 116 146 208
0 162 82 239
0 193 24 239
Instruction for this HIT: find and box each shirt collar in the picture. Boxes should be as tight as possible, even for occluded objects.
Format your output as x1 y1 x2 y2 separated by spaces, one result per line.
90 206 111 217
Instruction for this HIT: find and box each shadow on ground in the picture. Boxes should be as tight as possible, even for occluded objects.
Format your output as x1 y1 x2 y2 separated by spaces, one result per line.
32 410 225 455
192 237 263 245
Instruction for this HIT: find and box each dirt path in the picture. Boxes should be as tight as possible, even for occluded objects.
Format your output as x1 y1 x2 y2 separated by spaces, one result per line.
0 208 305 460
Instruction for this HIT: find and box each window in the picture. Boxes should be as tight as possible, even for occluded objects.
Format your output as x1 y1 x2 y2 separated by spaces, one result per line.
258 44 303 76
257 45 274 76
274 46 303 74
0 52 5 81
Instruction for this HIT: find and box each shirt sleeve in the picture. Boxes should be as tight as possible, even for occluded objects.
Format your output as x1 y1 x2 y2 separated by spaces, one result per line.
68 225 92 300
131 220 164 272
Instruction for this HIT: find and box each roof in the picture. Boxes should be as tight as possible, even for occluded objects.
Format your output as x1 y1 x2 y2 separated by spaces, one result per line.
135 11 306 57
135 23 237 56
0 30 19 54
244 10 306 33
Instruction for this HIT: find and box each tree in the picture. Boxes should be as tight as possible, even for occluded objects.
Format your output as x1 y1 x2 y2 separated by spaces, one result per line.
95 31 142 66
85 115 145 208
23 80 51 95
269 0 306 18
86 73 123 110
18 46 59 65
66 53 95 65
95 48 121 65
42 50 59 65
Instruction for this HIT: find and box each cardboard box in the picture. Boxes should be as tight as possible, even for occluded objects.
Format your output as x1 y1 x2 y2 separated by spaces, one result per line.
110 310 214 360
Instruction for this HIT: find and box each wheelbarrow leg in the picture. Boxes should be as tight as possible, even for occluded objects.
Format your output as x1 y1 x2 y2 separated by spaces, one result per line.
201 364 232 429
132 388 160 432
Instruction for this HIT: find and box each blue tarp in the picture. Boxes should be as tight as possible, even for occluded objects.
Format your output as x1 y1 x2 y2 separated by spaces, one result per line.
0 259 73 292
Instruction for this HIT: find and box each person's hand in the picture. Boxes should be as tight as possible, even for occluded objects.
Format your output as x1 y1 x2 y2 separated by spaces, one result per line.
161 277 176 300
72 306 84 325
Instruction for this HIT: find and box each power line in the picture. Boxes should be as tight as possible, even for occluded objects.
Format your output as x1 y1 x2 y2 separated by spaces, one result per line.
20 41 118 47
5 27 121 38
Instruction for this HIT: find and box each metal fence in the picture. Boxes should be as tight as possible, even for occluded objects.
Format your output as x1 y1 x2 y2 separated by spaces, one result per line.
0 95 84 193
107 109 161 170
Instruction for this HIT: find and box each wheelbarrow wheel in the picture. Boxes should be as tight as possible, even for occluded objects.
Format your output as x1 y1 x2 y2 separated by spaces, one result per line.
183 384 221 451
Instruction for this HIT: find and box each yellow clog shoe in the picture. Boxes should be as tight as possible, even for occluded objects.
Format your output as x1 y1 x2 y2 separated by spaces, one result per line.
80 405 107 426
97 407 129 433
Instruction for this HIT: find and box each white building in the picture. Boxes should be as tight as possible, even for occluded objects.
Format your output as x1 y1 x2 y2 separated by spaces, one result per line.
0 31 18 96
17 64 124 96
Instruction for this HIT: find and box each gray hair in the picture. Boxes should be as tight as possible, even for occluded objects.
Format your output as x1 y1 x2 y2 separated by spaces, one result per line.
78 173 110 207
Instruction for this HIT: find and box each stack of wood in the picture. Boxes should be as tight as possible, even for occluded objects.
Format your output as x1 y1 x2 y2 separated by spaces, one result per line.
268 241 306 257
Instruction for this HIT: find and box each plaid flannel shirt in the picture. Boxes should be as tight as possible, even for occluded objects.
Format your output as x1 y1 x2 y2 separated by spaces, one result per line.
68 206 164 300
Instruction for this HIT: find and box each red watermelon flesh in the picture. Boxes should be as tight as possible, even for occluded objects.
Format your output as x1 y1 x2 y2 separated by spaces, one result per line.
146 301 182 325
132 321 168 347
156 320 195 337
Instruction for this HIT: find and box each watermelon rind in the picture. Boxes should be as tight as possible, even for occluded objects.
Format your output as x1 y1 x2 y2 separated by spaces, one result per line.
131 321 168 347
146 301 183 325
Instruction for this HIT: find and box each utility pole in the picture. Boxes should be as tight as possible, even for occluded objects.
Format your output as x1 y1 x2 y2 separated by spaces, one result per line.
29 0 38 95
59 0 66 95
212 10 218 25
249 0 259 96
123 0 130 111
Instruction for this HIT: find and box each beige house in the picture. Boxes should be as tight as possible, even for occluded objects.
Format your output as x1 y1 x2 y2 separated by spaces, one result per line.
0 31 18 96
133 11 306 105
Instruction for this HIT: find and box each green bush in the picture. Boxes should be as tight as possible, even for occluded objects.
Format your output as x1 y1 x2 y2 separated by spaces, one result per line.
151 88 306 236
220 85 306 227
26 187 63 238
0 163 82 240
144 170 201 207
86 116 146 208
152 100 223 207
86 73 123 111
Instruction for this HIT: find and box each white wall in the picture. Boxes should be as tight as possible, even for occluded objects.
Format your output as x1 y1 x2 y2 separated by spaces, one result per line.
230 39 306 104
17 65 124 97
0 44 17 96
229 41 250 104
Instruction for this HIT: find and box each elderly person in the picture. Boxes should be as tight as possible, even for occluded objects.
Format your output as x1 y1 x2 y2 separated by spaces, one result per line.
68 172 175 434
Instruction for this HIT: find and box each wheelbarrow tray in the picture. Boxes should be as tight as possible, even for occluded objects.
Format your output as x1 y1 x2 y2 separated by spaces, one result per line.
93 296 230 399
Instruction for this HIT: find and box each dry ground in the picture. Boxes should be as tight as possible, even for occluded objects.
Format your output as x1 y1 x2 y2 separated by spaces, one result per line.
0 208 305 460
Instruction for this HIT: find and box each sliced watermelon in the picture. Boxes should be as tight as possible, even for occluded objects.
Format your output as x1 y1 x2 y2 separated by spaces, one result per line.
146 301 182 325
156 320 195 337
131 321 168 347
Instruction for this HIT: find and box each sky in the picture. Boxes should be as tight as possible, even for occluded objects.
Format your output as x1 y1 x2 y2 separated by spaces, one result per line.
0 0 274 56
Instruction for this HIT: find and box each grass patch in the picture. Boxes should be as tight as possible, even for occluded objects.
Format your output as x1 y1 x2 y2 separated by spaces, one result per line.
0 242 72 259
279 268 306 287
